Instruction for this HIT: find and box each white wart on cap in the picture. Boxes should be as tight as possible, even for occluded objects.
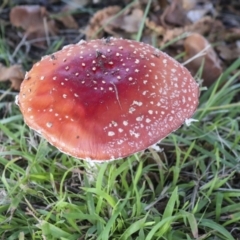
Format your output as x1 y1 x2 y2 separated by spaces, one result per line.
17 38 199 161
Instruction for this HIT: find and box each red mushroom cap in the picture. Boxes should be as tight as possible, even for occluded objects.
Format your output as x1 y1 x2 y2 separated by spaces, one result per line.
17 38 199 161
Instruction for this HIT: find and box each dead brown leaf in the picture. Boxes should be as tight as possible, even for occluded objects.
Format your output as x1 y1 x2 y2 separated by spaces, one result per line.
145 18 165 36
107 8 143 34
0 64 25 90
10 5 58 47
161 16 221 46
54 6 78 29
85 5 144 40
85 6 121 40
216 43 240 61
184 33 222 87
161 0 191 27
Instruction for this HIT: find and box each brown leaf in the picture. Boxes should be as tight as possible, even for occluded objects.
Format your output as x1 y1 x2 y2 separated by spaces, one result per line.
216 43 240 61
161 16 221 46
107 8 143 33
184 33 222 87
145 18 165 36
10 5 58 47
0 64 25 90
54 6 78 29
85 6 121 40
85 5 144 40
161 0 191 27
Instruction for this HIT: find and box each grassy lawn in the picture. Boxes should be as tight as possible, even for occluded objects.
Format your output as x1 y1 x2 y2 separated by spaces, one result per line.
1 1 240 240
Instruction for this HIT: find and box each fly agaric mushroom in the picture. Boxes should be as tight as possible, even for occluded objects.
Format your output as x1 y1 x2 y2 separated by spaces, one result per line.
16 38 199 161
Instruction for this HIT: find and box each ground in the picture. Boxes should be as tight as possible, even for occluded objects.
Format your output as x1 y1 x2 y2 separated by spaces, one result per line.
0 0 240 239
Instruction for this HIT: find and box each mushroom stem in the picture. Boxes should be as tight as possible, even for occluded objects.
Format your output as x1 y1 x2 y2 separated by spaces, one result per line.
84 160 102 182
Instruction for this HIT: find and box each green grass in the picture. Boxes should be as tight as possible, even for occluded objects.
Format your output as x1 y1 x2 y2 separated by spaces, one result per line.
1 1 240 239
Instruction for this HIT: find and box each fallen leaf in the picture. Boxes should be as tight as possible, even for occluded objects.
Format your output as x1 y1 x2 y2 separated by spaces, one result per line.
10 5 58 47
216 43 240 61
66 0 90 8
86 5 144 40
54 6 78 29
187 2 215 23
0 64 25 90
107 8 143 33
184 33 222 87
160 16 222 46
145 18 165 36
161 0 191 27
85 6 121 40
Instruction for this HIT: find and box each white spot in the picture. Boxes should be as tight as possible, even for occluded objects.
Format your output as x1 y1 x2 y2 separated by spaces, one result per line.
78 39 86 45
129 130 140 138
123 120 128 126
40 76 45 80
65 66 69 70
82 63 86 66
129 107 136 114
135 69 139 73
117 140 124 145
148 110 153 115
46 122 53 128
136 116 144 121
111 121 118 127
146 118 151 123
118 128 123 133
92 67 96 71
53 76 57 80
132 101 143 106
143 80 148 84
63 94 67 98
108 131 115 136
135 59 140 64
150 63 155 66
128 77 133 81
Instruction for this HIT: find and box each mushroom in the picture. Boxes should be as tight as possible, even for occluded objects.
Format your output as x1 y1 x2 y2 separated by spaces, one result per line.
16 38 199 162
